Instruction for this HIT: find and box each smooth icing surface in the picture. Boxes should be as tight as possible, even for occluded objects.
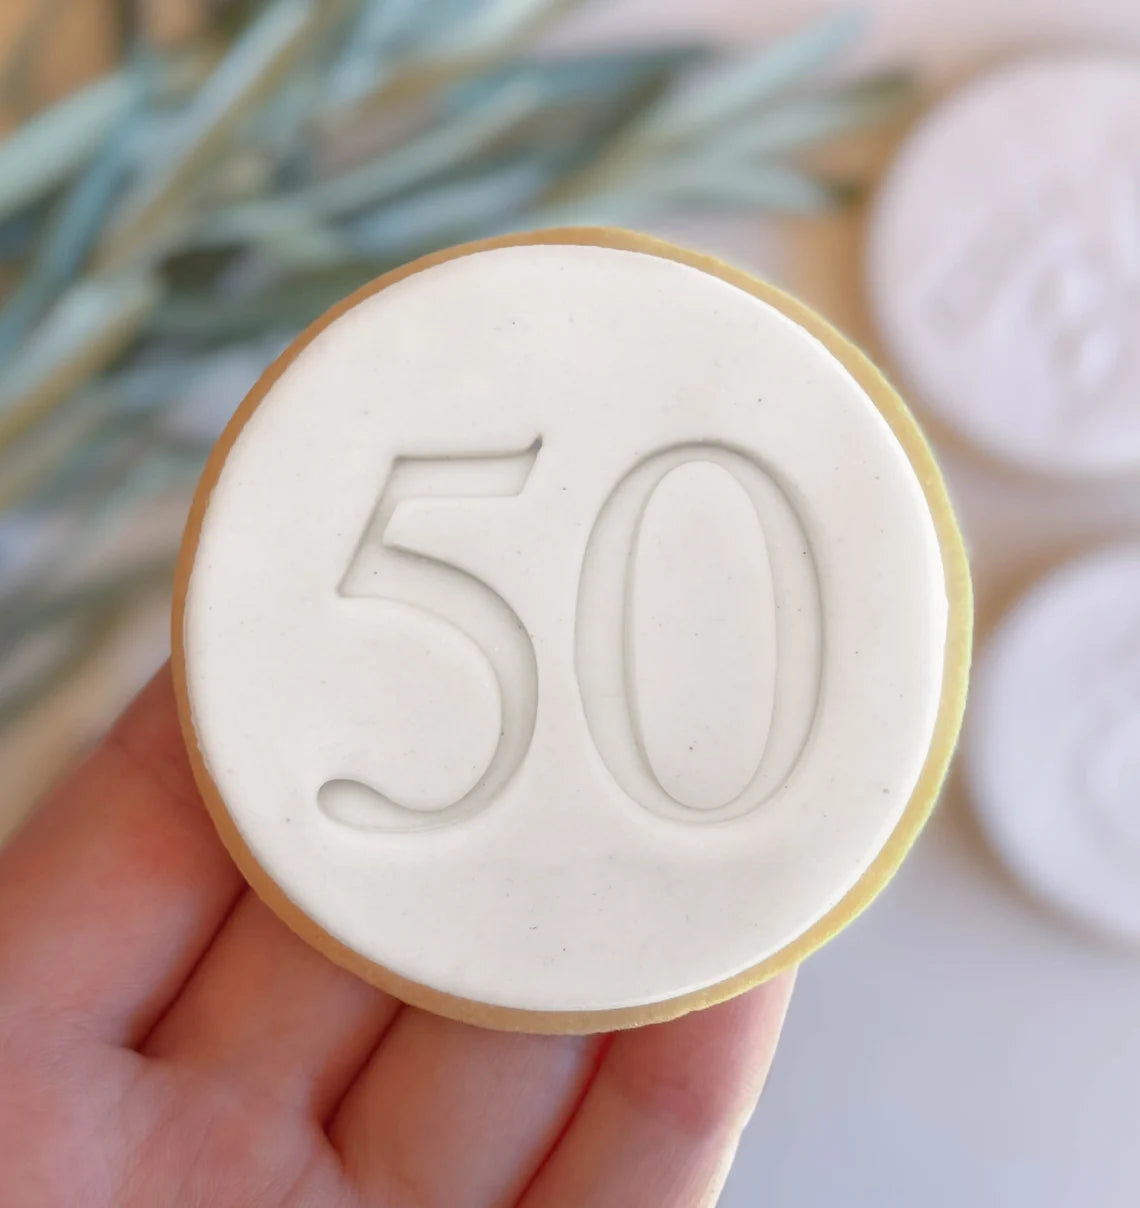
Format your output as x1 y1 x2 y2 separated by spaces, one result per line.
869 57 1140 476
183 240 950 1013
967 545 1140 943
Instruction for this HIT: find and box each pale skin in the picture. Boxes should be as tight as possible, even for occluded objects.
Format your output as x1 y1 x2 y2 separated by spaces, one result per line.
0 667 793 1208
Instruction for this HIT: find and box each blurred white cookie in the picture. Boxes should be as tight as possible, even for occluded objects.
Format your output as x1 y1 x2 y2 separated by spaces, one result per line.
967 544 1140 941
869 57 1140 476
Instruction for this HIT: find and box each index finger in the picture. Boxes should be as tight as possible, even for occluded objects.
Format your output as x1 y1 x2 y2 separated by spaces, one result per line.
0 666 243 1046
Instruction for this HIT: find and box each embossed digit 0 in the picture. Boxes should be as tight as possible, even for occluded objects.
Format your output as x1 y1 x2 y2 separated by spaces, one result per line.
575 444 823 823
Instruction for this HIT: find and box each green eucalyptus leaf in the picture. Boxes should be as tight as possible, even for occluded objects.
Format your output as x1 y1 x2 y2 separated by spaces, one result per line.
0 344 272 513
257 219 354 270
97 0 323 271
617 8 864 153
194 48 699 252
0 271 160 447
325 0 580 109
179 197 335 254
425 0 582 58
323 0 423 107
446 47 705 176
652 160 856 211
537 160 852 225
0 71 137 225
0 104 146 361
150 261 389 341
304 75 545 214
12 420 156 516
328 0 586 118
17 426 206 516
448 46 705 114
191 72 544 247
523 190 656 230
543 11 867 206
346 158 551 256
705 69 915 160
237 0 362 156
242 68 322 154
0 211 40 262
0 359 178 502
0 397 111 514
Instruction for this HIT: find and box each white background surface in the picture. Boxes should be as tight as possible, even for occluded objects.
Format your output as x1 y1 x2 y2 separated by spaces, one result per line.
5 2 1140 1205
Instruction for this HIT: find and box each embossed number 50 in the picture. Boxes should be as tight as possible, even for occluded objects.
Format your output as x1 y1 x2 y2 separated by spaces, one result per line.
322 441 820 829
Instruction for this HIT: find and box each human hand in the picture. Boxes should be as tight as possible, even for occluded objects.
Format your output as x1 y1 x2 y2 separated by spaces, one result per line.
0 667 792 1208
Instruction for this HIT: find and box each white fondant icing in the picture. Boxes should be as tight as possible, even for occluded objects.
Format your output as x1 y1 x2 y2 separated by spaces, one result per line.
967 545 1140 943
869 57 1140 476
184 242 949 1011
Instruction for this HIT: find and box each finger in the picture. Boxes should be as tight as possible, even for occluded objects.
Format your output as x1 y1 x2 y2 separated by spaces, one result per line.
331 1009 602 1208
520 976 794 1208
143 891 401 1118
0 666 243 1045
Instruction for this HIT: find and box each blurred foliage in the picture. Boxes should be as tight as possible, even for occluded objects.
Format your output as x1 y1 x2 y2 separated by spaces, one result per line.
0 0 914 728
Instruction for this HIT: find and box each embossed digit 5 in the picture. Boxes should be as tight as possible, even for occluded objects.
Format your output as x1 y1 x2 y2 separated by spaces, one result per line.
319 441 541 831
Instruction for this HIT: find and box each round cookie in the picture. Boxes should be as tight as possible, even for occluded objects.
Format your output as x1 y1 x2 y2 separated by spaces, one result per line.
173 228 972 1033
967 545 1140 943
868 57 1140 476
